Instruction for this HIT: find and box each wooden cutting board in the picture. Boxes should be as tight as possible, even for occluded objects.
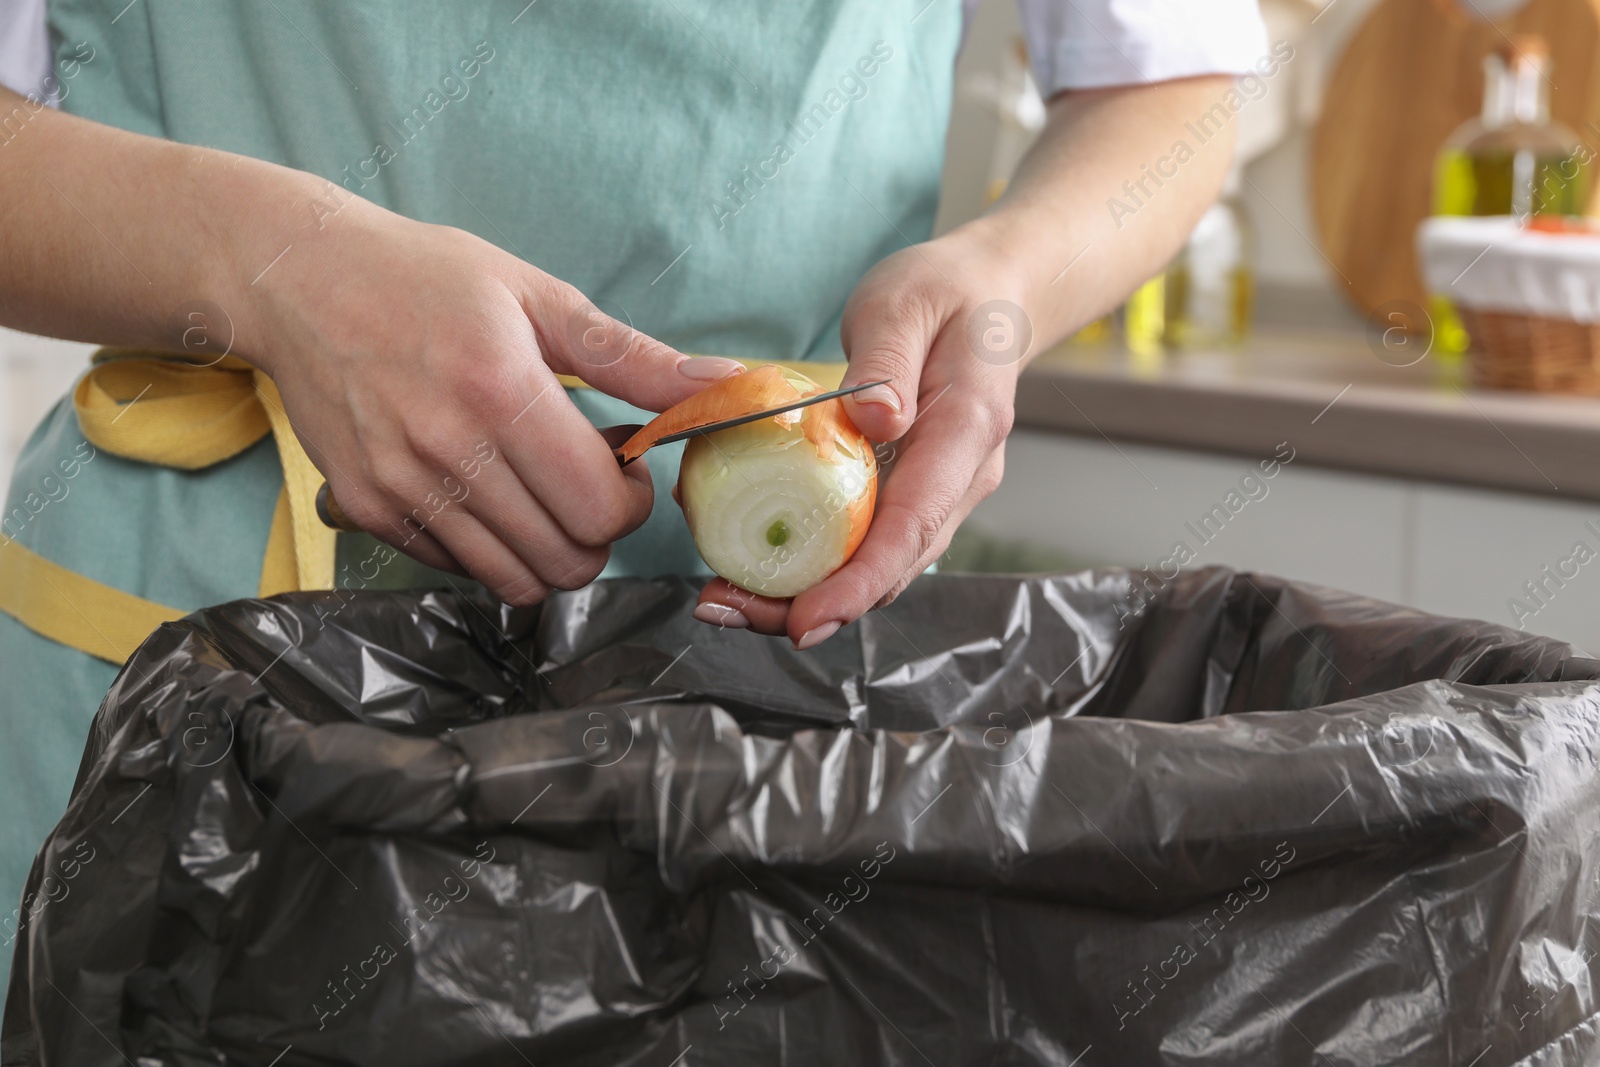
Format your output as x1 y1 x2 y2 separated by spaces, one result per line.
1310 0 1600 321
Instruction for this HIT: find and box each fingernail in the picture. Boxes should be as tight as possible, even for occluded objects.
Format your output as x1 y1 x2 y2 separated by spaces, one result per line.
793 620 842 651
852 384 901 413
694 602 749 629
679 356 746 381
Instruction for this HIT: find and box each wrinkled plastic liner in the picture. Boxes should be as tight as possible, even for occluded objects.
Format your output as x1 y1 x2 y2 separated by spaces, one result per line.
7 567 1600 1066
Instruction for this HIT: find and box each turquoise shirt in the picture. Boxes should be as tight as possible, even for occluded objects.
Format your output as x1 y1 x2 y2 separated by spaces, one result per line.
0 0 962 966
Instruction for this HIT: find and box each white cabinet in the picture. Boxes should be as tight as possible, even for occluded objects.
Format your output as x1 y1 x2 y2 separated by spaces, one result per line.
970 430 1600 655
1411 486 1600 653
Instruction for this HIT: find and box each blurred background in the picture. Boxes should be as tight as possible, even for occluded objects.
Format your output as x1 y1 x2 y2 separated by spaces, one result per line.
7 0 1600 648
943 0 1600 653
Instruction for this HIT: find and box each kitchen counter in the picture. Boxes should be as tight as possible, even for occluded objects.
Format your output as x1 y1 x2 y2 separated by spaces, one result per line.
1015 329 1600 502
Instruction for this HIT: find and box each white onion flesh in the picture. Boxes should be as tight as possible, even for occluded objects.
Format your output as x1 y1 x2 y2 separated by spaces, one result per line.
681 417 874 598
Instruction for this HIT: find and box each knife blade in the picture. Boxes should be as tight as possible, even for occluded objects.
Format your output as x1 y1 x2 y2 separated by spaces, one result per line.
613 378 888 465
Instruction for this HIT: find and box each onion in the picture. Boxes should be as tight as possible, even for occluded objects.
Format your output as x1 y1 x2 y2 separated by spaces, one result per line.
621 364 877 598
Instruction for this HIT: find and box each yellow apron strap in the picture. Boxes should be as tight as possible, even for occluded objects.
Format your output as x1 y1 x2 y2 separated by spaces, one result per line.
74 350 271 469
0 534 186 665
259 486 299 598
0 349 328 663
73 348 333 594
252 373 337 592
2 352 849 663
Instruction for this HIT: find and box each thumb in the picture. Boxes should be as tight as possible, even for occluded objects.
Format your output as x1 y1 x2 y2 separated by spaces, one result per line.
838 303 934 442
537 285 745 413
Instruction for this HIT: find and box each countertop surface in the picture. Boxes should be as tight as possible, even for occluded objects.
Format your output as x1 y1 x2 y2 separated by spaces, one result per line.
1014 329 1600 501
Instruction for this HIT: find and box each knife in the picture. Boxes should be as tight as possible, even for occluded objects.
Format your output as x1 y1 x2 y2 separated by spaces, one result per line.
314 379 888 531
613 377 888 464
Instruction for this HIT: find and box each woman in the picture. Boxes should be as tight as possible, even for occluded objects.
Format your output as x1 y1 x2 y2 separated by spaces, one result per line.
0 0 1265 962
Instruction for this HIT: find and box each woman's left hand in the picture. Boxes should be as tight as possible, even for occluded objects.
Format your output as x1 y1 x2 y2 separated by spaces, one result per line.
686 75 1241 648
691 226 1027 648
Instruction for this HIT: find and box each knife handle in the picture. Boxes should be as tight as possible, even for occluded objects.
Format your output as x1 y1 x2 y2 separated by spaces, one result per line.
314 482 360 532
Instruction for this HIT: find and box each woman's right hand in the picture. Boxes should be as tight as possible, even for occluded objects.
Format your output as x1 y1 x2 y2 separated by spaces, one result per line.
0 88 737 604
235 197 744 604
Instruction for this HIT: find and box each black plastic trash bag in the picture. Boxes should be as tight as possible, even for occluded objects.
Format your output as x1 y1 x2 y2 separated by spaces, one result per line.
7 567 1600 1067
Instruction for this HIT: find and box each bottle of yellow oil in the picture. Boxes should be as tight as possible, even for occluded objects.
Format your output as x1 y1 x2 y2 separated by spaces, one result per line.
1431 36 1592 352
1124 170 1254 355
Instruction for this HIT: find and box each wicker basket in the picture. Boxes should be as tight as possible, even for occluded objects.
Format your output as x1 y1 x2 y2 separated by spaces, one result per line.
1458 306 1600 395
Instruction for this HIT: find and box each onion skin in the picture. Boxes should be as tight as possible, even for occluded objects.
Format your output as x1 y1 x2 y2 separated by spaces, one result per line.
616 364 808 467
672 366 877 598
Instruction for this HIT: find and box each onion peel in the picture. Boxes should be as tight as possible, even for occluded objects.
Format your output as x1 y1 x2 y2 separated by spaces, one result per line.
615 364 808 466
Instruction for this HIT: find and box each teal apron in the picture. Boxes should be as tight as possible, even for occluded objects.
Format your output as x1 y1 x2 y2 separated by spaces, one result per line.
0 0 962 965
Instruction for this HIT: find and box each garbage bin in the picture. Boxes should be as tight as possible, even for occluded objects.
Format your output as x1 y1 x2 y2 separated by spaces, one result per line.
6 567 1600 1066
